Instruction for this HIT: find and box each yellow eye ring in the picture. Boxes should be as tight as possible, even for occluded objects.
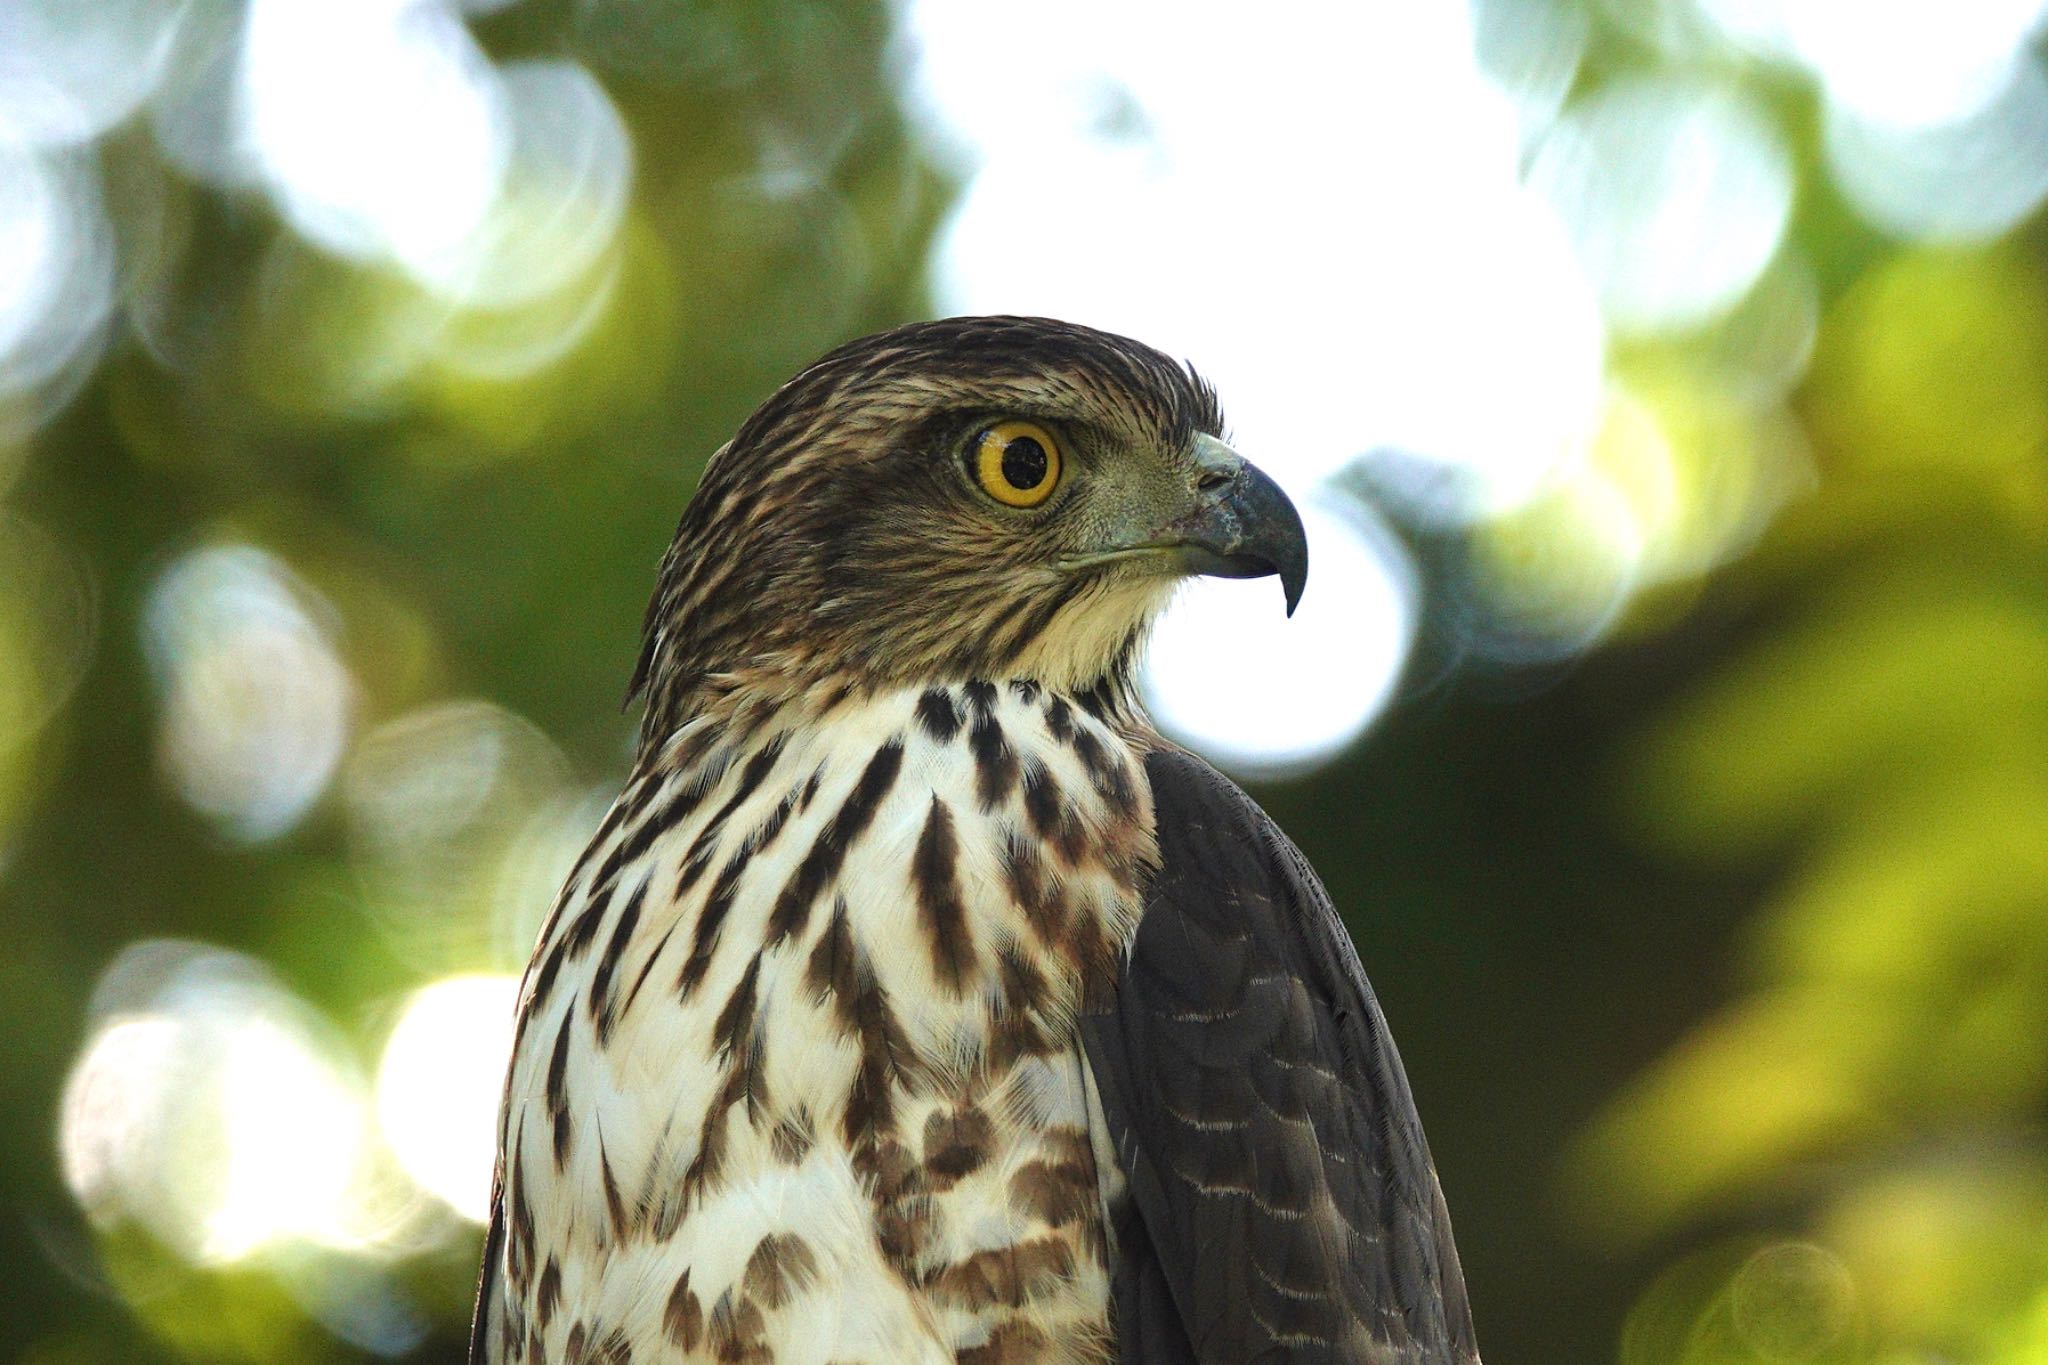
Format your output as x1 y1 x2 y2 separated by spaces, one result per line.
972 420 1063 508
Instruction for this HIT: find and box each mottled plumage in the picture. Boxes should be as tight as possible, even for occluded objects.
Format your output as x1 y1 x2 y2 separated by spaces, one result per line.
474 316 1478 1364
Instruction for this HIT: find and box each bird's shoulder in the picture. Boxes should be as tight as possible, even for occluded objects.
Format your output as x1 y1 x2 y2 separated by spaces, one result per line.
1082 744 1481 1364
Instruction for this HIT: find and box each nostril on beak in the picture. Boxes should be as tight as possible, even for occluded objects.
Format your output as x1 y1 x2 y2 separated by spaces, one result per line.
1195 469 1232 493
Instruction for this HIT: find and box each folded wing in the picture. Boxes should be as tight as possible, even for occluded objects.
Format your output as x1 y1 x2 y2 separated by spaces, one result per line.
1081 746 1480 1364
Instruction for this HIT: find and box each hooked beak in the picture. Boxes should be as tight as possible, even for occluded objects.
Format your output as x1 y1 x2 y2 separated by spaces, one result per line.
1160 434 1309 615
1059 434 1310 615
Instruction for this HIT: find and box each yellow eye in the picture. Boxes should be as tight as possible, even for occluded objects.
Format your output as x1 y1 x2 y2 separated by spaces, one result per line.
972 420 1063 508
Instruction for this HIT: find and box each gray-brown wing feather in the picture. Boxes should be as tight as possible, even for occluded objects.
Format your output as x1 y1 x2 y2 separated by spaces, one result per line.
1081 746 1480 1364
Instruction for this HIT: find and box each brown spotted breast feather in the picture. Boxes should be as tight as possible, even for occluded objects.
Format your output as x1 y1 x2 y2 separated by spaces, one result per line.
477 680 1152 1364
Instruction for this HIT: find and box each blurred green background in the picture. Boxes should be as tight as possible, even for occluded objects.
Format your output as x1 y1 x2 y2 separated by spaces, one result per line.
4 0 2048 1361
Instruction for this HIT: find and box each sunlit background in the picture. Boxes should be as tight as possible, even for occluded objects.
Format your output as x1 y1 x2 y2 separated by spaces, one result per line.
3 0 2047 1360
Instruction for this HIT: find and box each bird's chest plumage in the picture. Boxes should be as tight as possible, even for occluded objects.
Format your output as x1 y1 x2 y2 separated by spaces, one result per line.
488 682 1155 1364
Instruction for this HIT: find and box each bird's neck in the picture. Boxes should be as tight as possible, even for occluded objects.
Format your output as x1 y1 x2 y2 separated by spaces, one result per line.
633 572 1177 764
641 661 1152 776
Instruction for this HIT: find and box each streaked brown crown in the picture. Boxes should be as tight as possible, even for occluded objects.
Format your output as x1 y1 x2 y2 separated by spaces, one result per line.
629 316 1224 751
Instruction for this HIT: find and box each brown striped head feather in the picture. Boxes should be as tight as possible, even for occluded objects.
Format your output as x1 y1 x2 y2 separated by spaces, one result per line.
631 315 1303 751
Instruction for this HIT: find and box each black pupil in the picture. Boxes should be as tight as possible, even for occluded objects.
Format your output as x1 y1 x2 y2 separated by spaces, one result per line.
1000 436 1048 490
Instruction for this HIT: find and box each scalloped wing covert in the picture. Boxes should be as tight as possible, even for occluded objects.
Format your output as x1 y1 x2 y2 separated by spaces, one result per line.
1081 747 1480 1364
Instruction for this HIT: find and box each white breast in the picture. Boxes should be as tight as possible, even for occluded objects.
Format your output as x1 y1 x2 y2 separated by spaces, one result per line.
483 680 1154 1364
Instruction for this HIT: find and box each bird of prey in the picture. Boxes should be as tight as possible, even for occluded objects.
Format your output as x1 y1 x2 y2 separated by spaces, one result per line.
472 316 1479 1364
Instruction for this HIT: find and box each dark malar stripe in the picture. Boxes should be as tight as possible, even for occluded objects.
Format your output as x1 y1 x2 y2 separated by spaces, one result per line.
766 740 904 945
971 592 1041 670
1109 625 1145 680
1075 675 1115 719
912 797 975 991
992 577 1086 669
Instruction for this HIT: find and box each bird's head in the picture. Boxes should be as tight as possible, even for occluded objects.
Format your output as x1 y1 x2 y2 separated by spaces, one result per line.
631 316 1306 743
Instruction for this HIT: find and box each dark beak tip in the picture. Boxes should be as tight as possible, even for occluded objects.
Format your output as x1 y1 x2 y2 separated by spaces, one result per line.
1254 473 1309 621
1170 448 1310 618
1283 566 1305 617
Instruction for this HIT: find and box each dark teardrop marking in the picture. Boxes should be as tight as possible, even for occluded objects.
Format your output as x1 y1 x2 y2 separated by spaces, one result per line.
912 796 974 992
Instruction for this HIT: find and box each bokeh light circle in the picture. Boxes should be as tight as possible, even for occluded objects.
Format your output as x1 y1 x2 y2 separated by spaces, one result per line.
143 544 354 843
1729 1241 1859 1360
1825 58 2048 243
0 0 187 148
418 58 632 311
344 699 572 937
0 139 115 434
59 940 381 1264
1782 0 2048 128
241 0 508 278
375 973 519 1223
1532 77 1794 333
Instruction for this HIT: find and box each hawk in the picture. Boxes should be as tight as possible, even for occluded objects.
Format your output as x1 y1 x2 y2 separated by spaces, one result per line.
472 316 1480 1364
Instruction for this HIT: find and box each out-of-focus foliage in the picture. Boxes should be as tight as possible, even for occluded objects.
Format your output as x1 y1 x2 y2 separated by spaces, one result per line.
2 0 2047 1362
1573 241 2048 1364
2 1 950 1359
1539 0 2048 1358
